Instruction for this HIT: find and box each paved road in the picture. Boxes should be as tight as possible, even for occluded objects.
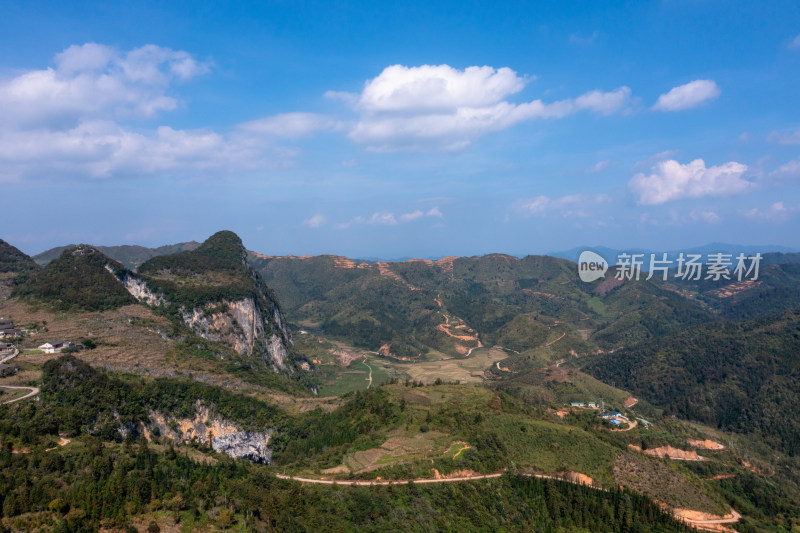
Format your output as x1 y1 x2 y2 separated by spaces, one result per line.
0 385 39 404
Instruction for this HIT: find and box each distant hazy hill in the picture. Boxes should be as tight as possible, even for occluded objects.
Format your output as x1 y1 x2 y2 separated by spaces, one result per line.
585 306 800 455
32 241 201 270
14 245 136 311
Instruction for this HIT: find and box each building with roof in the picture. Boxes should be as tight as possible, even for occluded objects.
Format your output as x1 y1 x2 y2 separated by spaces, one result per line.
38 341 74 354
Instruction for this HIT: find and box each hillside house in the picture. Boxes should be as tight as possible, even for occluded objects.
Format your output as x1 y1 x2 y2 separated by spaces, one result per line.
38 341 74 354
0 364 14 377
0 328 21 339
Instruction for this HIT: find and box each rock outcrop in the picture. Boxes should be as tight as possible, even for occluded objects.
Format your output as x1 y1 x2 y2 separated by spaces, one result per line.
108 266 166 307
212 431 273 464
141 401 273 464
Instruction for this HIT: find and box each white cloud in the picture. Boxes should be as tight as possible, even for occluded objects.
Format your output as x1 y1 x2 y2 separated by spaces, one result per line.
767 128 800 145
0 43 210 128
399 210 424 222
744 201 798 221
790 34 800 50
334 64 631 151
0 120 267 180
0 43 338 181
629 158 751 205
303 214 326 228
426 206 444 218
237 112 342 139
689 208 721 224
586 160 614 173
652 80 720 111
569 31 599 45
771 159 800 179
357 65 526 113
337 206 444 229
512 193 610 217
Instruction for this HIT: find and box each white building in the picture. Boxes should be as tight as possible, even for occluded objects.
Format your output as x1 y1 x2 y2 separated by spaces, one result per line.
38 341 74 354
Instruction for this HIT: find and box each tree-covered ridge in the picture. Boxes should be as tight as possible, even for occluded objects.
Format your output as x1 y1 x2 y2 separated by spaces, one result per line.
12 245 135 312
584 306 800 455
0 239 40 286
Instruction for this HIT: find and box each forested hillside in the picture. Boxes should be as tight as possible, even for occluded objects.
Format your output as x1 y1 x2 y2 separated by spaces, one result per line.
585 307 800 455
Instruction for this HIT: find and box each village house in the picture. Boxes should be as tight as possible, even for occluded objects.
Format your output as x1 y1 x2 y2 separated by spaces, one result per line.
38 341 74 354
0 319 21 339
0 328 21 339
0 364 14 377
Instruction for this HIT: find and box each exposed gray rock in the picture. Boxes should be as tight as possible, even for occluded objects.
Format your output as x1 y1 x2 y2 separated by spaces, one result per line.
212 431 273 464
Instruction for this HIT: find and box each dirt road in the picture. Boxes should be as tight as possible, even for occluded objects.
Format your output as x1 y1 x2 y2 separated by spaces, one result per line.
0 385 39 404
545 332 566 347
0 346 19 364
275 472 504 486
362 356 373 389
275 470 741 529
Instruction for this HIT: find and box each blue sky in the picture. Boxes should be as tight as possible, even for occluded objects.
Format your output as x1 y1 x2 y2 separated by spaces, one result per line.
1 0 799 258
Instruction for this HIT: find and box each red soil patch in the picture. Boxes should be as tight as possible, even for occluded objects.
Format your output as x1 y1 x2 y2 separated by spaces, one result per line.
687 439 725 450
629 444 705 461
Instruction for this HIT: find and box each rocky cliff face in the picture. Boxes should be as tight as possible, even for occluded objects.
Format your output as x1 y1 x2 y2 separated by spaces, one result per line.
107 266 166 307
181 296 291 370
141 401 273 464
114 231 294 371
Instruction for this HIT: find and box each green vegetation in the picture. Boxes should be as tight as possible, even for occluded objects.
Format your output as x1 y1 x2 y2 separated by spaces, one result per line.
585 306 800 456
0 238 40 286
12 246 135 312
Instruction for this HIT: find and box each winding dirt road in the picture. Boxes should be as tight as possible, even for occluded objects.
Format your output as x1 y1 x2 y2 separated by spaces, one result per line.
275 472 504 486
361 356 373 389
1 385 39 404
275 470 741 530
